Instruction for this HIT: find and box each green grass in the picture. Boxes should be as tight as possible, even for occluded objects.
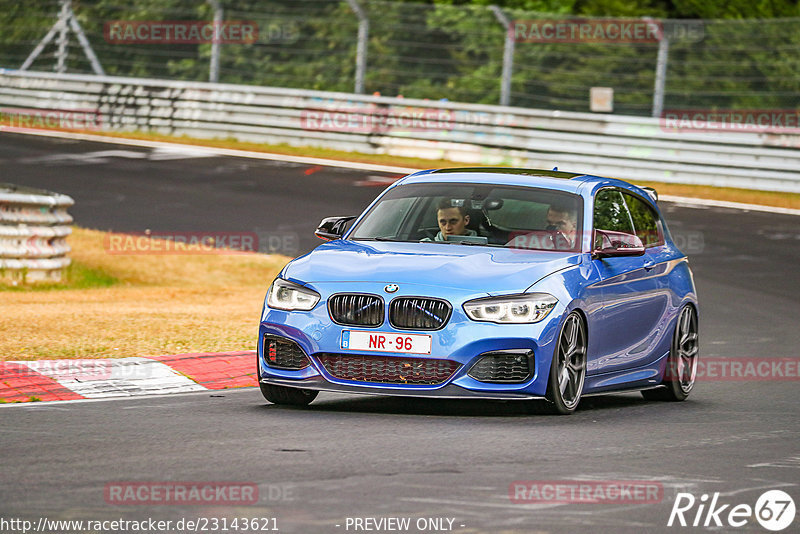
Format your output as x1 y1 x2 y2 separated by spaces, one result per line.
0 260 119 291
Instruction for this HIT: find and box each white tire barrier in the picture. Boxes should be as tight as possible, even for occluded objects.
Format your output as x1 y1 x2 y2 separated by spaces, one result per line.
0 184 73 282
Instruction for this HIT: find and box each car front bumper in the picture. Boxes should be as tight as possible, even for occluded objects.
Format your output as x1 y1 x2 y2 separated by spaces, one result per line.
257 282 567 399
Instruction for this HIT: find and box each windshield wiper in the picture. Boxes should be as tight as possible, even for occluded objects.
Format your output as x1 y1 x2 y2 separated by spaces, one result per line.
417 239 504 247
353 236 407 242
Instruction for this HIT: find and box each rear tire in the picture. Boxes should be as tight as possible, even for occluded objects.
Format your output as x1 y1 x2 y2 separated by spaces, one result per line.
642 304 698 402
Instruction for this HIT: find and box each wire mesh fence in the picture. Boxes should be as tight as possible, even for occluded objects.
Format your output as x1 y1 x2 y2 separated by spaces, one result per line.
1 0 798 117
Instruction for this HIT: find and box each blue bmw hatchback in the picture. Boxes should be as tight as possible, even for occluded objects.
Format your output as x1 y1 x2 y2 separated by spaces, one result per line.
257 168 699 414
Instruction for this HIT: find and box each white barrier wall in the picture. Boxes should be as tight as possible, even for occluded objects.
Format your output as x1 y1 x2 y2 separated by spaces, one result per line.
1 70 799 192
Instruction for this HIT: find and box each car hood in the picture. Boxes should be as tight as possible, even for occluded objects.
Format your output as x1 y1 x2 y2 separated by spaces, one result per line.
283 240 581 294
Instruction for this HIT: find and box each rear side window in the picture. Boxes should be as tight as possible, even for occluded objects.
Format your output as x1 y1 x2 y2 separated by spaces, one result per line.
623 193 664 247
593 189 634 234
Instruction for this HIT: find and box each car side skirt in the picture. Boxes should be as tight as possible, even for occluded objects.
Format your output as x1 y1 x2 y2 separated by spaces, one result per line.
583 350 670 394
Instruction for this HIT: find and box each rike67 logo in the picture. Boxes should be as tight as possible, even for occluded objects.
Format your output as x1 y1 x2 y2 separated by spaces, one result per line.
668 490 796 531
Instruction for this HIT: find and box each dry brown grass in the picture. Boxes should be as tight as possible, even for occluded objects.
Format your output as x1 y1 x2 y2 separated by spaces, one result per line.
0 228 290 360
635 181 800 210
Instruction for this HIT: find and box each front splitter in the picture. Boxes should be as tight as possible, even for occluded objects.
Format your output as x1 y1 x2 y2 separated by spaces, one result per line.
260 376 542 400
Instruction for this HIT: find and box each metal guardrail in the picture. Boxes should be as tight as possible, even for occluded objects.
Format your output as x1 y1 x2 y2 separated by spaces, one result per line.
1 70 799 192
0 183 73 282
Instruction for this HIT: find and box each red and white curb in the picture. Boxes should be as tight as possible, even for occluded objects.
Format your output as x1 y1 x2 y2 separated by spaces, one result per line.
0 350 257 403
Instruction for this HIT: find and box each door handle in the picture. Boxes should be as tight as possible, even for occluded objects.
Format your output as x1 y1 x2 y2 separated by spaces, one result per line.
643 260 656 271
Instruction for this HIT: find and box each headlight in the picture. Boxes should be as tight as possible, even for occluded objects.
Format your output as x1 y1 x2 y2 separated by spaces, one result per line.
267 279 320 311
463 293 557 323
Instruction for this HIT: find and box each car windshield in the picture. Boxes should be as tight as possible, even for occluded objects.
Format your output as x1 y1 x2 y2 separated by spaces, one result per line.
348 182 583 251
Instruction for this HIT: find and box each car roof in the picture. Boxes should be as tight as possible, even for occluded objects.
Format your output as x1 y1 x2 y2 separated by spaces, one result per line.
396 167 654 202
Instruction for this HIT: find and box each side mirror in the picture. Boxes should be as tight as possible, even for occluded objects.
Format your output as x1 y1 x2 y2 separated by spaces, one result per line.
592 229 645 258
483 198 504 211
315 216 357 241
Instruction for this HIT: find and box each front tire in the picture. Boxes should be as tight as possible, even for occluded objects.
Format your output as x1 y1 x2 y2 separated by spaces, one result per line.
259 382 318 406
257 356 318 405
642 304 698 402
534 312 587 415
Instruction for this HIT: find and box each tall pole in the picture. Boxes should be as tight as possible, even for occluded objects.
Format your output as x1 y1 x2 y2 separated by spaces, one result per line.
650 18 669 118
490 5 515 107
55 0 70 73
208 0 223 83
346 0 369 94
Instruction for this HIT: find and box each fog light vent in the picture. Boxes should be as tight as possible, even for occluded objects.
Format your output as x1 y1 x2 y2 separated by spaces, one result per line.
468 350 533 383
263 335 310 370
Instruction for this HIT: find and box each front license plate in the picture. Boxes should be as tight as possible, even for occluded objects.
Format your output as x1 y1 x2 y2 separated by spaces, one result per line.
341 330 432 354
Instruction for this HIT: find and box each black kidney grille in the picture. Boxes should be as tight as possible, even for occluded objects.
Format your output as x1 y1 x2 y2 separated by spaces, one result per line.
317 353 460 385
263 335 310 370
468 351 533 383
389 297 451 330
328 294 384 327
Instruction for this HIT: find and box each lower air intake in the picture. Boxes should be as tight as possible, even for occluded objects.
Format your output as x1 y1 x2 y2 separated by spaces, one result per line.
468 350 533 383
317 353 459 385
263 335 310 370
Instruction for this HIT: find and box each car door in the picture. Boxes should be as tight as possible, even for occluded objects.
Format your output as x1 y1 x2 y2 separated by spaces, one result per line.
587 188 667 374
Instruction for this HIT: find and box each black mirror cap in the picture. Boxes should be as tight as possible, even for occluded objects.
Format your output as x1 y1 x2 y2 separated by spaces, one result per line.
315 216 357 241
592 229 646 258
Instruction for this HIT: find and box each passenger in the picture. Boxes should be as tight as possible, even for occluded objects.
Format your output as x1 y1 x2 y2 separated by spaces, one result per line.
545 203 578 249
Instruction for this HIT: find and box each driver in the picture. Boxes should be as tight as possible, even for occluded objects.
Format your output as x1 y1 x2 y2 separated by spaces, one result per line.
426 199 478 242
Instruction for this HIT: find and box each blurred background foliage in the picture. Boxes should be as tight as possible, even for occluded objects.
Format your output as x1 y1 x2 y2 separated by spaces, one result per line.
0 0 797 115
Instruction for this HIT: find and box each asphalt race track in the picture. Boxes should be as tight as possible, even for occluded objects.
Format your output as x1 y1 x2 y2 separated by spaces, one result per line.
2 132 799 534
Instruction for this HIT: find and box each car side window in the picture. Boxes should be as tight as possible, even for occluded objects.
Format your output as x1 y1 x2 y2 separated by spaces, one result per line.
594 189 634 234
623 193 664 247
